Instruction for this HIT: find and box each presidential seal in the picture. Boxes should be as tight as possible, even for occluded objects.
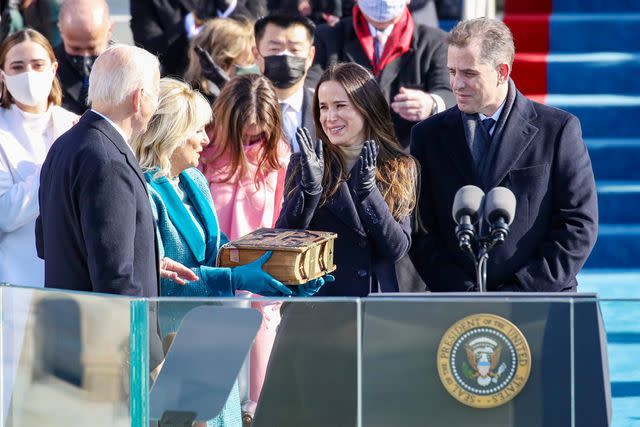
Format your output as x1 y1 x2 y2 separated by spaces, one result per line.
437 313 531 409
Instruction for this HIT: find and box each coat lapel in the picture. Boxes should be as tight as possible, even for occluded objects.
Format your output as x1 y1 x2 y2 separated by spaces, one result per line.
484 93 539 189
343 22 373 69
179 171 221 251
301 88 316 138
146 174 207 263
325 181 367 237
83 110 149 194
441 108 479 184
378 50 412 93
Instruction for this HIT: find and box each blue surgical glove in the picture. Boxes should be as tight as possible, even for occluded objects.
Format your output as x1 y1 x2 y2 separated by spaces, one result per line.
289 274 335 296
231 251 293 297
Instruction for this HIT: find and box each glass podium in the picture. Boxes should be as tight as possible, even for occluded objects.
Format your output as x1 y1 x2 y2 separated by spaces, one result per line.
0 285 616 426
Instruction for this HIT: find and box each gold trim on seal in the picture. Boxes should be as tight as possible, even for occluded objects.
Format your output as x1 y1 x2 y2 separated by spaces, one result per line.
437 313 531 409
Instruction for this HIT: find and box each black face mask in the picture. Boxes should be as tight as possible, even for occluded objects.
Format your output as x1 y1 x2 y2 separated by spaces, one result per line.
67 53 98 78
262 54 307 89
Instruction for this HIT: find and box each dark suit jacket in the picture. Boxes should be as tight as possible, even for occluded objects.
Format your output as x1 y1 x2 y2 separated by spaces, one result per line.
301 86 315 135
36 111 159 297
410 90 598 292
306 17 454 149
130 0 264 77
53 43 88 115
276 153 411 296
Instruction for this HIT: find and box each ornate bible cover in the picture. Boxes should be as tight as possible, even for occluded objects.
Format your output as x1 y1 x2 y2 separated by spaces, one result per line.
217 228 337 284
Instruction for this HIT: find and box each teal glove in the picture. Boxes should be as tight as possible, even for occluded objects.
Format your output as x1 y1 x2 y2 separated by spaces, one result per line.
231 251 293 297
290 274 335 296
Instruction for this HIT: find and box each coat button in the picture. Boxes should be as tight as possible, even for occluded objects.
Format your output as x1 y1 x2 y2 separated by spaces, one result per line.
358 240 367 248
357 269 367 278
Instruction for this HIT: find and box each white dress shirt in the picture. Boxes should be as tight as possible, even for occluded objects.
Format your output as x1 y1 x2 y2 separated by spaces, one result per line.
479 101 506 136
279 87 305 153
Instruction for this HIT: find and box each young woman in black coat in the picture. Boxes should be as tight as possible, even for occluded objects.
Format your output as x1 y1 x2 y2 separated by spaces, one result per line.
276 62 418 296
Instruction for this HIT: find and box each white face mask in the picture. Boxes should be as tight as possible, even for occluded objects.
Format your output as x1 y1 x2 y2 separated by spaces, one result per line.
2 69 54 107
358 0 406 23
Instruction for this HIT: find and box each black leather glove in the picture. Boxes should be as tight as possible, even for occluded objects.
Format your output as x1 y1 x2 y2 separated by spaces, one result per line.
296 127 324 195
353 140 379 200
194 45 230 92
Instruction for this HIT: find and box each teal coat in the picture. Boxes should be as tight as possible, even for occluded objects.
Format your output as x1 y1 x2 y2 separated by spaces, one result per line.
146 167 234 298
145 167 241 427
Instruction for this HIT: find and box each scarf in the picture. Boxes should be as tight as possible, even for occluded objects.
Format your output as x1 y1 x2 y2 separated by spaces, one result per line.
352 4 415 77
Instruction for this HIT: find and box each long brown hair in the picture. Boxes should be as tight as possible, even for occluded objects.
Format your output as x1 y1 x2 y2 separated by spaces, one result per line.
201 74 283 186
0 29 62 108
311 62 418 220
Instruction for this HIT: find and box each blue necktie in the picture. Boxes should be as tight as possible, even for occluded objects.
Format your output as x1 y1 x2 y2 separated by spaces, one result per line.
482 117 496 140
472 117 496 171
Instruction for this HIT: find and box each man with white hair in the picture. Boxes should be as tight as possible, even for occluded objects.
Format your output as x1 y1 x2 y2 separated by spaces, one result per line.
55 0 113 114
36 44 195 296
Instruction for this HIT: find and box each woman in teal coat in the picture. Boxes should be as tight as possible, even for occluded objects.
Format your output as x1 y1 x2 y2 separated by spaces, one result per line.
131 78 328 426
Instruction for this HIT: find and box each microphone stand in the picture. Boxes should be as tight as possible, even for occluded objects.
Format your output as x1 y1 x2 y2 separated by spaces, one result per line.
460 232 505 293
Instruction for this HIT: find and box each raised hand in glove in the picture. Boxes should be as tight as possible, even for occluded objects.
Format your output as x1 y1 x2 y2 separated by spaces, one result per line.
194 45 230 92
296 127 324 195
289 274 335 296
231 251 293 297
353 140 379 200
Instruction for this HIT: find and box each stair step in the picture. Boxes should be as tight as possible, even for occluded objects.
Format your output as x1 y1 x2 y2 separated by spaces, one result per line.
506 13 640 53
608 343 640 383
597 181 640 223
515 52 640 95
544 95 640 138
553 0 640 14
550 13 640 53
588 139 640 180
585 225 640 268
579 269 640 298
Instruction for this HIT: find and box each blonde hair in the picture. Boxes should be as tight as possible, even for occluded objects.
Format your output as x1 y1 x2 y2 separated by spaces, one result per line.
132 78 212 178
184 18 255 95
0 29 62 108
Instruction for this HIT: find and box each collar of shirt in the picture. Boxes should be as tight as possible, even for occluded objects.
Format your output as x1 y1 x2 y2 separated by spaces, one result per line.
90 109 136 157
478 99 506 123
368 23 395 46
217 0 238 18
280 86 305 113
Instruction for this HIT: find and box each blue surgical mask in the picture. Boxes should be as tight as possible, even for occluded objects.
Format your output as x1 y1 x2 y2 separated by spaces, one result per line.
358 0 406 23
234 63 260 76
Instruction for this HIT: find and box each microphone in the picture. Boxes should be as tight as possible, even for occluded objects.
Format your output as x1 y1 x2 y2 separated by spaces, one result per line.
452 185 485 253
484 187 517 245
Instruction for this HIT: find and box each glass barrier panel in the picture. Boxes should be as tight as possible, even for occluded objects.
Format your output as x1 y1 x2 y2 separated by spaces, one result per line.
361 294 593 427
1 285 132 427
140 297 361 427
597 299 640 427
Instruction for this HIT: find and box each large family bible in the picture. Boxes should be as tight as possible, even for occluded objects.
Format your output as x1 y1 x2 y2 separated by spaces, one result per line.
216 228 337 284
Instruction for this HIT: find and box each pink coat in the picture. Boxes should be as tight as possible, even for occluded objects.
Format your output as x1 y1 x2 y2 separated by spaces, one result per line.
201 137 291 404
201 138 291 240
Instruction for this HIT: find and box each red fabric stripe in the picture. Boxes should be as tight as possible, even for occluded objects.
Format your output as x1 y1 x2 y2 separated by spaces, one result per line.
511 53 547 96
504 0 552 15
503 14 549 54
504 1 551 98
